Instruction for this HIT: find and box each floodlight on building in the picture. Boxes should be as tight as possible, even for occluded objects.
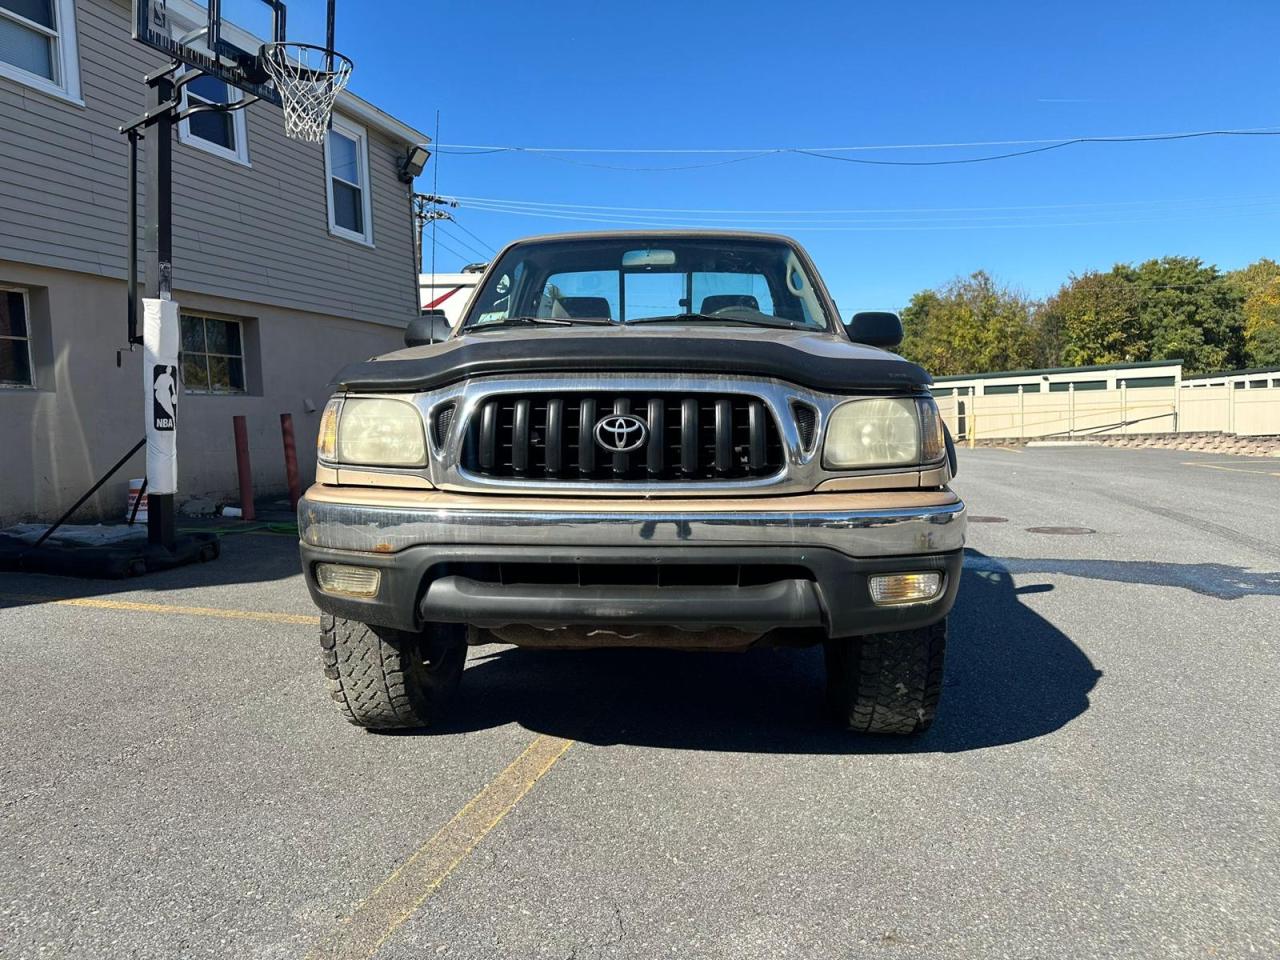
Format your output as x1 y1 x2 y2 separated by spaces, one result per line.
398 144 432 183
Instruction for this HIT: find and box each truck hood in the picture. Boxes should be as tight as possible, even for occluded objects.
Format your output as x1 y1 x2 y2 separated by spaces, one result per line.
331 324 930 394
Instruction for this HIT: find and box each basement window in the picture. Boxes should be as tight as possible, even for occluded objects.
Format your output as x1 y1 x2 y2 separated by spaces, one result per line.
0 286 33 387
180 314 246 394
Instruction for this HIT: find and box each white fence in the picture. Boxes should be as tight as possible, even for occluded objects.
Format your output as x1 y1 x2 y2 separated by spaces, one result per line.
935 385 1280 440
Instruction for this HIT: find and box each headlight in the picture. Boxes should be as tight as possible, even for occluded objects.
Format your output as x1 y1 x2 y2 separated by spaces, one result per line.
823 397 945 470
334 397 426 467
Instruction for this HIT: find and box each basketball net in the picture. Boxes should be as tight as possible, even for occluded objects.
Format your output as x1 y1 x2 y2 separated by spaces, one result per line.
260 42 353 143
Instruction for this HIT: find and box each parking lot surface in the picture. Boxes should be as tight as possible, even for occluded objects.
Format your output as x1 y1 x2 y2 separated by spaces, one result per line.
2 446 1278 959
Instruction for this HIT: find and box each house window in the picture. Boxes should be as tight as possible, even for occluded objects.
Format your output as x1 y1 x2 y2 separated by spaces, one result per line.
178 70 250 164
0 286 33 387
325 115 373 244
180 314 246 394
0 0 81 101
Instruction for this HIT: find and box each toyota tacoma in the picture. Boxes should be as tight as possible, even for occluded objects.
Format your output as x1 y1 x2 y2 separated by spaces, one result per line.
299 232 965 734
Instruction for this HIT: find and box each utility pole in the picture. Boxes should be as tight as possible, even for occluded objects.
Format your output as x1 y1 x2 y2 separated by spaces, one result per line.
412 193 458 280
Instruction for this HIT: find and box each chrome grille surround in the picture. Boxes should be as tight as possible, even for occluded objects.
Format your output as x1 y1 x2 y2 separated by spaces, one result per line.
324 373 940 497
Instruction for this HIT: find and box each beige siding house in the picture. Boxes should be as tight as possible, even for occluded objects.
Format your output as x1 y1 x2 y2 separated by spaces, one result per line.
0 0 426 522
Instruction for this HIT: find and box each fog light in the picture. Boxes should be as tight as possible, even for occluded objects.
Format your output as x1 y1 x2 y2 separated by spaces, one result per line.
869 572 942 606
315 563 381 598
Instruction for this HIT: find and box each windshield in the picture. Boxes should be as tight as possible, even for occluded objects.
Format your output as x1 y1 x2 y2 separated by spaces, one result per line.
462 236 834 332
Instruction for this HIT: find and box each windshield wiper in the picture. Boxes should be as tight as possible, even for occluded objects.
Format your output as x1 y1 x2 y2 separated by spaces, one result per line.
626 313 805 330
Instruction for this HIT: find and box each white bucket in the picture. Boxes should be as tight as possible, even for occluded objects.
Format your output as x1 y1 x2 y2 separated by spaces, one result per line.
126 478 148 523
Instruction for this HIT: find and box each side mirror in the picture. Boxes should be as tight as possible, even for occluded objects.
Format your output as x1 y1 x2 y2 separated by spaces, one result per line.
405 309 452 347
845 311 903 348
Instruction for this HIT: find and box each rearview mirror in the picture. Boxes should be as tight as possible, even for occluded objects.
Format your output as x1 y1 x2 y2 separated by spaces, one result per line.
405 309 452 347
622 248 676 268
845 311 903 348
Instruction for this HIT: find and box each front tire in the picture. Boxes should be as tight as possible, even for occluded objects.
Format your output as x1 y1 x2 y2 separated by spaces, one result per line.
824 619 947 735
319 615 466 729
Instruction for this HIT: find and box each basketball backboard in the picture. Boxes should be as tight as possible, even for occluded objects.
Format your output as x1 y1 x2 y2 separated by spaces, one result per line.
132 0 287 106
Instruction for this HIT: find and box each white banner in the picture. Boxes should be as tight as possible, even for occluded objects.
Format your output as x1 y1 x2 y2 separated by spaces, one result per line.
142 297 179 495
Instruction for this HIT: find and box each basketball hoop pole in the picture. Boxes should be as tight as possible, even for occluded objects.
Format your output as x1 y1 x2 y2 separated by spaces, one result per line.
143 69 177 549
119 63 203 552
121 1 347 554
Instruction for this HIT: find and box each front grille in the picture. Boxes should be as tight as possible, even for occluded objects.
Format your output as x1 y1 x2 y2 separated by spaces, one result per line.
462 392 784 482
435 562 815 588
792 402 818 452
431 403 455 448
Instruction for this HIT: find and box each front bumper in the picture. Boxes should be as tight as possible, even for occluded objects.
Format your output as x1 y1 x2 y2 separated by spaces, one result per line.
298 486 966 640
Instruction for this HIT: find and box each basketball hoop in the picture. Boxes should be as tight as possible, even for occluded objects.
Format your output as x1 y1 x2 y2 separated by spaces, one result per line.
259 42 353 143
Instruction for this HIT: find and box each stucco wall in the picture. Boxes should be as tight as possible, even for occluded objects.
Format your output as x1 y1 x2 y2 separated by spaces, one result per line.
0 260 402 524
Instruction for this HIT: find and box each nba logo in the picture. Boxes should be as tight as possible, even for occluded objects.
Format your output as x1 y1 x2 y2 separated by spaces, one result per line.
152 364 177 431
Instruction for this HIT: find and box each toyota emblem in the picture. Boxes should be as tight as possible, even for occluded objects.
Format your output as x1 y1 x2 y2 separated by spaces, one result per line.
594 414 648 453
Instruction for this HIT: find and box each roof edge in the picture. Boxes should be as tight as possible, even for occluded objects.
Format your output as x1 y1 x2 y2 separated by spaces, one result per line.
334 91 429 147
1183 366 1280 380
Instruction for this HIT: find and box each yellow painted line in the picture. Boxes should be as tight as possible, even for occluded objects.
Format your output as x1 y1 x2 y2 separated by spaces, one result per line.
1181 461 1280 477
307 734 575 960
0 593 316 625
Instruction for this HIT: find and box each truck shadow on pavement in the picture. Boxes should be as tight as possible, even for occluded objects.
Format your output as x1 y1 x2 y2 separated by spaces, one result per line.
963 553 1280 600
433 551 1105 754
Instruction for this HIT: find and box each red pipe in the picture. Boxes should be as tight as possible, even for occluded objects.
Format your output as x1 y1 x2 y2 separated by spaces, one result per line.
280 413 301 510
232 415 256 521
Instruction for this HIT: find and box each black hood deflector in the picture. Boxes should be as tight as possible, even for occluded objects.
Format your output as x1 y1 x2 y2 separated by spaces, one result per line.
332 332 931 394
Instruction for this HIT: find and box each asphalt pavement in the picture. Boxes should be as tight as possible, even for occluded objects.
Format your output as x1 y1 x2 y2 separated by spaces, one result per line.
1 446 1277 959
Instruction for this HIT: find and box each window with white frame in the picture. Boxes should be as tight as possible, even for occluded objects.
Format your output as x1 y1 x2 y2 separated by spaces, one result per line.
0 0 81 101
178 69 250 164
325 116 373 244
180 313 246 394
0 286 34 387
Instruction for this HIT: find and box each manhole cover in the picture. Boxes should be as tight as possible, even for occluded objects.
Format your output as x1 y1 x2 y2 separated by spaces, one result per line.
1025 526 1096 535
968 515 1009 523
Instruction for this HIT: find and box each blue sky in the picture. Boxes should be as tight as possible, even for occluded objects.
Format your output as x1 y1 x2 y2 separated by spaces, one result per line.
276 0 1280 314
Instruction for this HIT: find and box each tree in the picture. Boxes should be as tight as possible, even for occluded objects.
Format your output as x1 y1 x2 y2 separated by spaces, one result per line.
1130 257 1245 375
1036 258 1246 375
1040 269 1146 367
1228 258 1280 367
899 271 1041 376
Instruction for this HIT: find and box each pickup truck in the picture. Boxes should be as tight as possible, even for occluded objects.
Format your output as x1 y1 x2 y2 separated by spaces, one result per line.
299 231 965 734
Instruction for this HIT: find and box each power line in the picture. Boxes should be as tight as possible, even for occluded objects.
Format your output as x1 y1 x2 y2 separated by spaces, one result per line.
794 129 1280 167
446 201 1280 233
452 195 1280 228
435 125 1280 154
445 217 496 255
432 126 1280 171
447 191 1280 216
435 223 490 261
428 234 471 264
457 197 1280 226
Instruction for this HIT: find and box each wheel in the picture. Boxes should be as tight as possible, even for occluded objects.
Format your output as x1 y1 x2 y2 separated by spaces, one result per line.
319 615 466 729
823 618 947 735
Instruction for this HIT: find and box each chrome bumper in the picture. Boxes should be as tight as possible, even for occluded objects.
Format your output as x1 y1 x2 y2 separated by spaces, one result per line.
298 492 966 558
